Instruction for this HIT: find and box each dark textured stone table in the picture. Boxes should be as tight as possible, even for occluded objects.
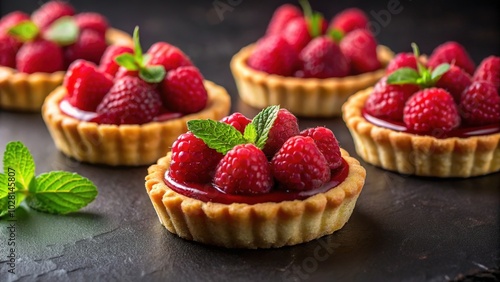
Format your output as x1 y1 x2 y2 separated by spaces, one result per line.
1 1 499 281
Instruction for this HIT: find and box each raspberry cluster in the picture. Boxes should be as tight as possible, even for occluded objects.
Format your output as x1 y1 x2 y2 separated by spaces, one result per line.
247 3 381 79
364 42 500 135
62 28 207 125
168 108 344 195
0 1 110 73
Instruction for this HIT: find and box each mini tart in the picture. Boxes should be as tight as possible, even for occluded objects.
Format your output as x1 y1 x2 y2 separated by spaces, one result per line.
230 44 394 117
343 87 500 177
41 80 231 166
0 28 133 112
145 149 365 249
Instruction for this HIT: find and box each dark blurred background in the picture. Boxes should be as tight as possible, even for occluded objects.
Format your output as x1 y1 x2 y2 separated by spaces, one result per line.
2 0 499 108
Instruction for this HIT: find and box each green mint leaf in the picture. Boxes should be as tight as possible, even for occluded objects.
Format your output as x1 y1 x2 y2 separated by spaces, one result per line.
8 20 39 41
115 53 139 70
328 28 344 43
243 123 257 144
132 26 144 65
3 141 35 190
27 171 98 214
387 68 420 85
187 119 246 154
139 65 166 83
44 16 79 46
252 105 280 149
430 63 451 81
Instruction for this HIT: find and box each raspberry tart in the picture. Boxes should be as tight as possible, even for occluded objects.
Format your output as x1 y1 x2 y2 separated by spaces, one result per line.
230 2 393 117
0 1 133 111
145 106 366 248
42 27 230 166
343 42 500 177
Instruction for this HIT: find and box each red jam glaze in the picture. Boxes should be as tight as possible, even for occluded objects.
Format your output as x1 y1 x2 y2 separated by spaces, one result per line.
362 109 500 138
163 159 349 205
59 99 183 123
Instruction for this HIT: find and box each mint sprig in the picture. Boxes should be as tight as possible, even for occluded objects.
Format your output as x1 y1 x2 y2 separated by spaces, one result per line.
187 105 280 154
115 26 166 83
0 141 98 217
387 42 450 88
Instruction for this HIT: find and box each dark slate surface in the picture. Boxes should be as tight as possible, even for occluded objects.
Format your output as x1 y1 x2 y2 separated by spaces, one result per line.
1 1 499 281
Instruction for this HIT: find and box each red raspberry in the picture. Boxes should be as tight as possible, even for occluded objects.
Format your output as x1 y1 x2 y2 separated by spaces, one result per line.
96 76 162 125
147 42 193 72
16 39 64 74
403 88 460 134
299 36 350 78
0 11 30 35
386 52 418 74
220 112 251 133
281 17 311 53
247 35 298 76
98 45 134 76
64 60 114 112
266 4 302 36
365 77 419 120
168 132 223 184
0 35 21 68
31 1 75 30
160 66 207 114
459 81 500 125
300 127 342 170
473 56 500 92
214 144 273 195
64 29 107 65
340 29 381 74
74 12 108 35
435 65 472 103
271 136 330 191
330 8 368 34
427 41 475 75
263 108 300 158
114 67 138 80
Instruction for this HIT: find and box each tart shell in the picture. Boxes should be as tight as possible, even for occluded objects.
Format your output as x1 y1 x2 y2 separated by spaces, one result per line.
0 28 133 112
42 80 231 166
230 44 394 117
342 88 500 177
145 149 366 249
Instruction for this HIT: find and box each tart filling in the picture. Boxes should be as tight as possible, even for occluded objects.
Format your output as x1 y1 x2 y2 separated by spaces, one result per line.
362 110 500 138
164 158 349 205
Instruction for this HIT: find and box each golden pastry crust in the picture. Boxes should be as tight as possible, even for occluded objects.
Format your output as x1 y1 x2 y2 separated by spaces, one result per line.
145 149 366 249
342 88 500 177
0 28 133 112
42 80 231 166
230 44 394 117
